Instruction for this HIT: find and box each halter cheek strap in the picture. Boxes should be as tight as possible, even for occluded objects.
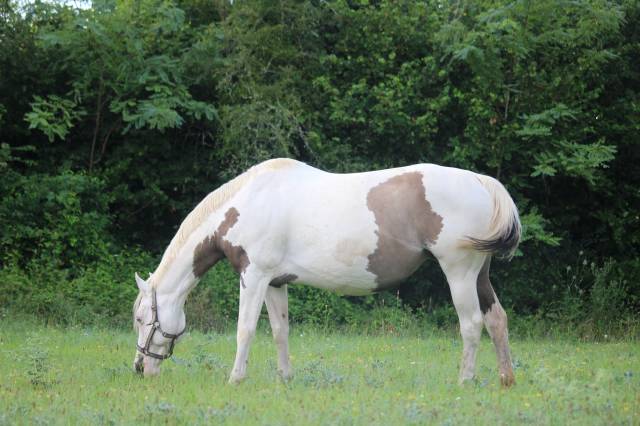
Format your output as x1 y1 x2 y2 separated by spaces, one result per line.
136 288 185 360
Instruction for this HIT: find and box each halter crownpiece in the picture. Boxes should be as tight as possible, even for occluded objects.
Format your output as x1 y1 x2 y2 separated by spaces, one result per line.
136 288 185 360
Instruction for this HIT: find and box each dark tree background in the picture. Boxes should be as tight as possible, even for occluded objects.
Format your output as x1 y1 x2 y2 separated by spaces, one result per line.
1 0 638 335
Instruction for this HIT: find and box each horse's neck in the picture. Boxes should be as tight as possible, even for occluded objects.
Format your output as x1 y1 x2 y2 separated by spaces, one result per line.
151 162 287 296
152 255 195 308
152 209 226 304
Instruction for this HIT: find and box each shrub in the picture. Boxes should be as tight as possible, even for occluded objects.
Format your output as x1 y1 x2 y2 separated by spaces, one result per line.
185 261 377 331
62 249 156 325
0 249 156 327
185 261 240 331
0 171 113 273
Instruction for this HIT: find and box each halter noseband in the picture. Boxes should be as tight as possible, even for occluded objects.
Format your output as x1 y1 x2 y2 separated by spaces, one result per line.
136 288 185 360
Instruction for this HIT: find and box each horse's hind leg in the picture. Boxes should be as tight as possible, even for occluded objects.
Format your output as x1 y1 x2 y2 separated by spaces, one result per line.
478 257 515 387
265 285 292 380
438 253 486 384
229 271 270 384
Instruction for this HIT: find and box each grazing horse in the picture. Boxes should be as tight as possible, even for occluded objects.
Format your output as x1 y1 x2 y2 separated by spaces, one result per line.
133 158 520 386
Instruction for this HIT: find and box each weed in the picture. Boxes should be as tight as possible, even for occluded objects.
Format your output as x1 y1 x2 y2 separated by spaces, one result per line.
298 360 345 388
145 401 176 415
25 342 51 388
404 402 428 424
142 401 181 424
102 364 131 380
79 411 116 426
195 403 246 424
193 352 227 371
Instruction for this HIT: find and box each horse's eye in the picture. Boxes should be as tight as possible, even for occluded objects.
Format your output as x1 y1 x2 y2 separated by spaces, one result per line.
136 317 142 323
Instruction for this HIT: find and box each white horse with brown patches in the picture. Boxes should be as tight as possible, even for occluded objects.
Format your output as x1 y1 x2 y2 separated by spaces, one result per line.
133 158 520 386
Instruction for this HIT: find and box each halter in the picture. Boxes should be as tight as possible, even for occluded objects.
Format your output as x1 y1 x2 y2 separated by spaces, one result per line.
136 288 185 360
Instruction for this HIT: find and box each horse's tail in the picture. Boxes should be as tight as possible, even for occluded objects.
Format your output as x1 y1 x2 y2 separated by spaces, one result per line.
464 174 521 259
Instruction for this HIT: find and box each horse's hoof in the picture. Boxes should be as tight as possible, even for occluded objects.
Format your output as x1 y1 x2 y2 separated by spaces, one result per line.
228 375 245 385
458 376 476 386
500 372 515 388
278 370 293 383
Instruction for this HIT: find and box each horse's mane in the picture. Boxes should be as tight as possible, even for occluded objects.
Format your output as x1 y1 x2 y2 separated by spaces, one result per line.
149 158 298 288
133 291 143 329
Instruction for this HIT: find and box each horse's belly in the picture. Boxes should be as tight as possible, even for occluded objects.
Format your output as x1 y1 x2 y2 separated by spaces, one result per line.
282 241 426 295
290 268 379 296
282 239 379 295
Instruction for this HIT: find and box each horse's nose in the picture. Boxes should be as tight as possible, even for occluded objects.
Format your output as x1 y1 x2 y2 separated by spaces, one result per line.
142 357 161 377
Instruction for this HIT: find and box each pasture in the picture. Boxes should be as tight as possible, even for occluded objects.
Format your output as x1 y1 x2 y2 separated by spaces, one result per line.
1 320 637 425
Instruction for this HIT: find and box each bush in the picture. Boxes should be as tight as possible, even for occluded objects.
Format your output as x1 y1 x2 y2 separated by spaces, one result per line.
62 249 156 325
0 171 114 273
0 249 156 327
185 261 377 332
185 261 240 331
531 258 640 339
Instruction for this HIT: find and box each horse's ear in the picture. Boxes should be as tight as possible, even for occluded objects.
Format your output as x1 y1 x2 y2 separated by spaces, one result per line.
135 272 149 293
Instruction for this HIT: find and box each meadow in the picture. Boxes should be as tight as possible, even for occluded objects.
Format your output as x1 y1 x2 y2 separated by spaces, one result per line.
0 320 637 425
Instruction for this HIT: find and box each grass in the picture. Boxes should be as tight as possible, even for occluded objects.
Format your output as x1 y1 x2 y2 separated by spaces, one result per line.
0 319 638 425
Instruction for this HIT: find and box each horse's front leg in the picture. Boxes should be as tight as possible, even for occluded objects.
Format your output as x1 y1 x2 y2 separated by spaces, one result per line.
229 272 269 384
265 284 292 381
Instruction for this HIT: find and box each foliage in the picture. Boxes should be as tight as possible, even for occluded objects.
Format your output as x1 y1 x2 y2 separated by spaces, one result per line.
0 171 113 270
0 249 155 326
0 0 639 332
538 258 640 338
24 95 85 142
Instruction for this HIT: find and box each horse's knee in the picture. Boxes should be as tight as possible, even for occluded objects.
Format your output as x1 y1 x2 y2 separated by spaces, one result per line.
460 313 483 339
271 325 288 344
237 326 256 344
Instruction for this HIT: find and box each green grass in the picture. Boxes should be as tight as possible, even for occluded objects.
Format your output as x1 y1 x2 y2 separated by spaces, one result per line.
0 320 638 425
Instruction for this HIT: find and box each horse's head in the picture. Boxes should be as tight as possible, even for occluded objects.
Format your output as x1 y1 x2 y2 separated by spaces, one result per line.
132 272 185 377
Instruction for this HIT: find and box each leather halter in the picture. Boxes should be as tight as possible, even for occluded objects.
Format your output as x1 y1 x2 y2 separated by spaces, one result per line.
136 288 185 360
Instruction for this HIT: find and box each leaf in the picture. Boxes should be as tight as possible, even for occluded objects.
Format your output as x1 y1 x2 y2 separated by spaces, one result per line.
451 44 484 62
531 163 557 178
516 124 552 138
23 95 85 142
520 208 562 246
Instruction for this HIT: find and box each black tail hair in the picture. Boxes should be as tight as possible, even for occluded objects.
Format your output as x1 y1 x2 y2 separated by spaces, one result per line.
467 213 521 259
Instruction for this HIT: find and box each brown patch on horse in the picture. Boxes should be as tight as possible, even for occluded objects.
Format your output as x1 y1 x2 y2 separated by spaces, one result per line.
193 235 224 278
366 172 444 289
269 274 298 288
192 207 250 278
476 257 496 314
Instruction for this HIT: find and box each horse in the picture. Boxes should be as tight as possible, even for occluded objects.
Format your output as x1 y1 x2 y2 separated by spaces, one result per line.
132 158 521 386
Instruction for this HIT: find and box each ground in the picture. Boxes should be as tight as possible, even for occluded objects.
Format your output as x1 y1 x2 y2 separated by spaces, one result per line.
0 320 638 425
